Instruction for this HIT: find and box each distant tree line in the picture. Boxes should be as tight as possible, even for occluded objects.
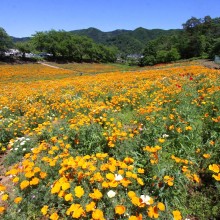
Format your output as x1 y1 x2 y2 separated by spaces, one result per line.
140 16 220 66
1 16 220 65
0 29 118 63
31 30 118 62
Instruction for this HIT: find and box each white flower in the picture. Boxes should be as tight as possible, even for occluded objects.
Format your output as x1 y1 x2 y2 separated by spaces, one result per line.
107 190 116 198
20 141 26 146
14 147 18 151
162 134 169 138
115 174 123 181
22 148 26 151
26 138 30 141
140 195 152 205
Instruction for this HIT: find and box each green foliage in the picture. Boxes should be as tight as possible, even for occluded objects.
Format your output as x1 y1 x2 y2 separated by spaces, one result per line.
0 27 13 53
31 30 118 63
141 15 220 66
15 41 35 58
210 38 220 58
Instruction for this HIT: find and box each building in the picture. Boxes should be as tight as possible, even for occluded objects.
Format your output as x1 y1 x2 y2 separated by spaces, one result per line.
214 55 220 64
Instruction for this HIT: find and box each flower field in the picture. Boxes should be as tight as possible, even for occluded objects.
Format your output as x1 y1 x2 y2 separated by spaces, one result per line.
0 62 220 219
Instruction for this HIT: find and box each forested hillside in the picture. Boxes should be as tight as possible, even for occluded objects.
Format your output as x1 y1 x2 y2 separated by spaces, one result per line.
71 27 180 54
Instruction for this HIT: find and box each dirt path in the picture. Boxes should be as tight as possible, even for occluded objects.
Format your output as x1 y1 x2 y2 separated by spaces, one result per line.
200 60 220 69
38 62 67 70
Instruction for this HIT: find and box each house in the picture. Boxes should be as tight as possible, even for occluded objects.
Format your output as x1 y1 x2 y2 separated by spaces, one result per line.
126 54 144 60
4 49 21 57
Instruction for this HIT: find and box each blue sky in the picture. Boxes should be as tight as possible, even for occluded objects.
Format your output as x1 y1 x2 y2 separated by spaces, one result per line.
1 0 220 37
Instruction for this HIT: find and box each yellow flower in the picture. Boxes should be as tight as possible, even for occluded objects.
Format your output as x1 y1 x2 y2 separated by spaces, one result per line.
89 189 103 200
164 175 174 186
50 212 59 220
61 182 70 191
66 203 84 218
185 126 192 131
33 167 41 173
115 205 126 215
137 178 144 185
1 194 9 201
193 174 200 183
30 177 40 185
74 186 84 198
86 201 96 212
25 171 35 178
71 204 84 218
158 138 165 143
212 173 220 181
41 205 48 215
0 206 5 214
20 180 30 190
40 171 47 179
172 210 182 220
102 181 109 188
106 173 115 181
51 182 61 194
121 178 132 187
124 157 134 164
14 197 22 204
210 140 215 146
157 202 165 211
131 196 142 207
196 148 201 153
128 191 136 198
209 164 219 173
203 154 211 159
148 206 159 218
92 209 104 219
58 190 65 198
176 127 182 133
12 177 19 183
128 214 142 220
137 168 144 174
64 193 73 202
0 184 6 191
169 125 174 130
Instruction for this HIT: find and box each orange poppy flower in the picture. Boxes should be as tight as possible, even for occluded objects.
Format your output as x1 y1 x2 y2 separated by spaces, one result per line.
115 205 126 215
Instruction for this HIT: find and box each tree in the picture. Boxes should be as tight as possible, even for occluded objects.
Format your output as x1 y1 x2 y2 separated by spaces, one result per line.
167 48 180 61
156 50 168 63
209 38 220 58
182 17 202 33
0 27 13 53
31 30 117 63
15 41 34 58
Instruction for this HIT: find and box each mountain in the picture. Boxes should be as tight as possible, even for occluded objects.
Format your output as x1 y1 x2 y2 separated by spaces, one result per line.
11 37 31 43
70 27 131 43
12 27 181 54
71 27 181 54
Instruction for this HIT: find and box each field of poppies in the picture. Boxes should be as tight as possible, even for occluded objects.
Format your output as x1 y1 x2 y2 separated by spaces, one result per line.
0 61 220 219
